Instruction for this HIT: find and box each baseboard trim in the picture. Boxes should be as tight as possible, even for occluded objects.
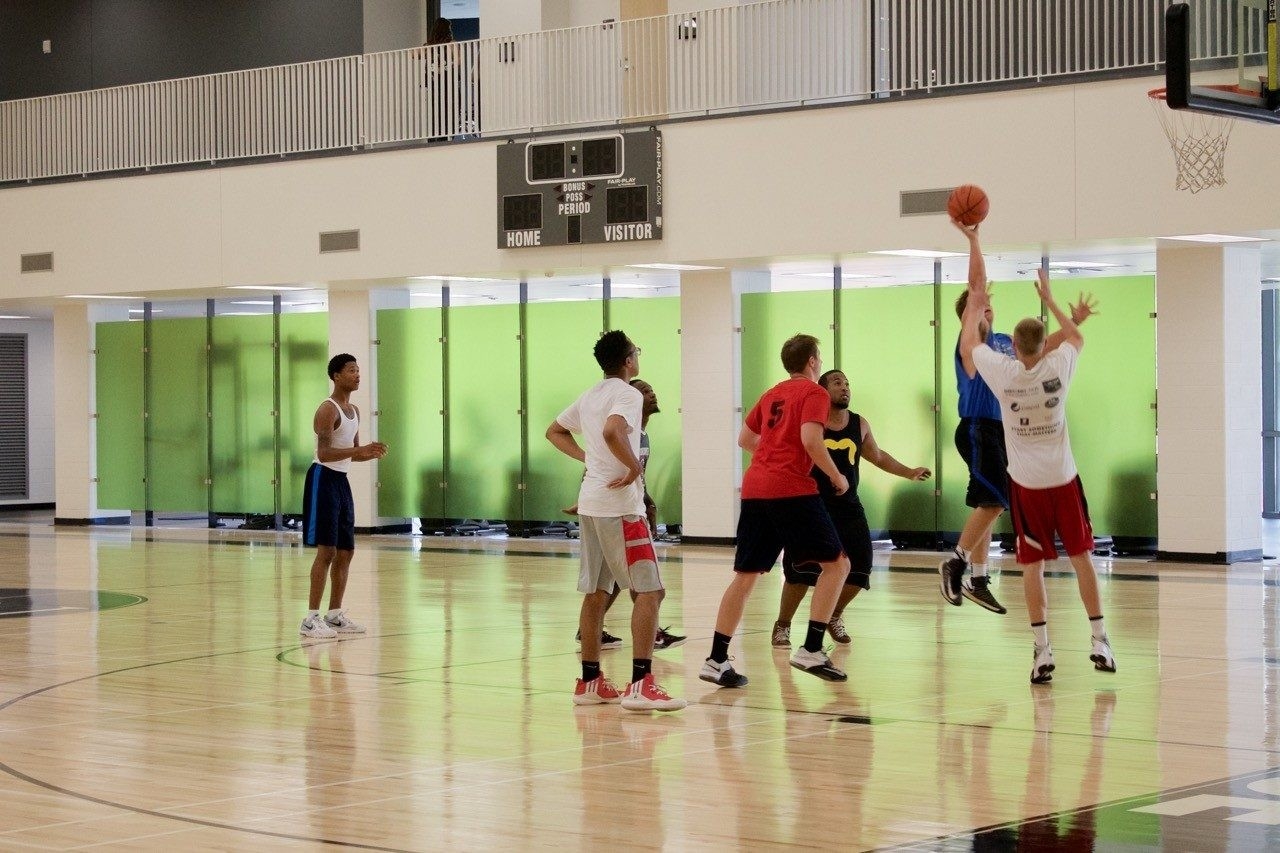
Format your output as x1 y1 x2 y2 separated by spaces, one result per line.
0 502 54 512
1155 548 1264 565
54 516 130 526
358 523 412 535
680 536 735 546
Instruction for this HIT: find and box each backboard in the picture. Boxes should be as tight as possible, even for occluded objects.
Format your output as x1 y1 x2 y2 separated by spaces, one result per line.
1165 1 1280 123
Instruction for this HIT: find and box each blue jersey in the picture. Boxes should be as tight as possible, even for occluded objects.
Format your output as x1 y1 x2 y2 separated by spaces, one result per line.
956 331 1014 420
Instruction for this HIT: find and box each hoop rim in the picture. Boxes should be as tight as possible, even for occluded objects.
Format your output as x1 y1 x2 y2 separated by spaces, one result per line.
1149 82 1259 101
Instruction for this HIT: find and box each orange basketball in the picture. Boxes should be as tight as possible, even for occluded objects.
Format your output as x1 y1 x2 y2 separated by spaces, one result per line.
947 184 989 226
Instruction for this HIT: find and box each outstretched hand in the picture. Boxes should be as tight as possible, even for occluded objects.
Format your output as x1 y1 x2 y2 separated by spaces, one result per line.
951 218 979 240
908 467 932 481
1069 292 1100 325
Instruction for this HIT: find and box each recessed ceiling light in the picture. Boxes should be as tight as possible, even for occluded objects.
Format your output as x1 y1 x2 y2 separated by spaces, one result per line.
781 271 875 279
215 311 262 316
573 282 657 290
226 285 311 291
64 294 143 300
411 275 504 282
0 315 32 320
229 300 323 307
128 309 162 314
1162 233 1268 243
1046 261 1120 270
869 249 967 259
628 263 722 271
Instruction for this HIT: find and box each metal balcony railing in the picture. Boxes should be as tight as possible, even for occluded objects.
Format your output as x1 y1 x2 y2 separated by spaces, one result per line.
0 0 1264 184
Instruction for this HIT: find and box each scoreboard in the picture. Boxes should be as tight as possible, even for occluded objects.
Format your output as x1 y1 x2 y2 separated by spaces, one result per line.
496 129 662 249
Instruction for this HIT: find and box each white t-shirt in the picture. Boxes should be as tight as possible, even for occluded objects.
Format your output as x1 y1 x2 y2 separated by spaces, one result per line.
971 342 1080 489
555 378 645 517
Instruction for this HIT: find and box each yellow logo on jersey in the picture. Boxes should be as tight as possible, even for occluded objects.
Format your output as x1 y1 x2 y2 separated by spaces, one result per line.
825 438 859 465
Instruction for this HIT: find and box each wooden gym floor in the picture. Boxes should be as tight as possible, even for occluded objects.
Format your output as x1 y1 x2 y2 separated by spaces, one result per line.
0 522 1277 851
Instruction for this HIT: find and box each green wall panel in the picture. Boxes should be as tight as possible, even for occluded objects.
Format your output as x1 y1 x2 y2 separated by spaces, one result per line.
525 300 605 523
95 321 145 509
1063 276 1156 538
740 290 834 474
279 313 331 515
376 308 445 519
838 285 937 533
211 315 276 514
148 318 208 512
610 297 683 525
447 303 521 521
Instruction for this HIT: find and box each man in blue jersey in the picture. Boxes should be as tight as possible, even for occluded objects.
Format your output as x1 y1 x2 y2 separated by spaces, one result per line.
940 222 1097 614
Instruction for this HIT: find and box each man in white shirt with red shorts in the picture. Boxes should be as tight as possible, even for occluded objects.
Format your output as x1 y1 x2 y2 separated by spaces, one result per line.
961 270 1116 685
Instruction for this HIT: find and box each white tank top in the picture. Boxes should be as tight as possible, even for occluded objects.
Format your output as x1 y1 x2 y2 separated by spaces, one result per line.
317 398 358 473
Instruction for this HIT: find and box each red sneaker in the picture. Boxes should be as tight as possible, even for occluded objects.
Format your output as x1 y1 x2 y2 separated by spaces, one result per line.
621 674 687 712
573 675 622 705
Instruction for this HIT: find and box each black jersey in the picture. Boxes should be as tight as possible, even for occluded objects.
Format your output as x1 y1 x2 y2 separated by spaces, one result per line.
811 413 863 504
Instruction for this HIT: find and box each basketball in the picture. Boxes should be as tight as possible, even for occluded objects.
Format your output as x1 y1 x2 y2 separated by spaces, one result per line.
947 184 989 226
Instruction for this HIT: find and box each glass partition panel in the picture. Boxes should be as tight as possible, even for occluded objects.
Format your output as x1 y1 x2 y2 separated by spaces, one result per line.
148 316 209 512
95 321 145 509
211 313 277 515
1063 275 1156 539
376 307 446 519
524 300 603 523
741 289 834 476
447 303 521 521
610 296 683 525
839 284 936 536
279 312 331 515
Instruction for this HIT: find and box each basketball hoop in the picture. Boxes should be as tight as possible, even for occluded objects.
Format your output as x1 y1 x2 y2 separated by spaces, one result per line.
1149 87 1234 193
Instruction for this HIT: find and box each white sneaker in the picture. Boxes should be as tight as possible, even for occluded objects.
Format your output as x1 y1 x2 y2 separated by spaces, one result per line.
1090 635 1117 673
324 609 366 634
699 657 749 688
789 647 847 682
300 614 337 639
1030 644 1055 684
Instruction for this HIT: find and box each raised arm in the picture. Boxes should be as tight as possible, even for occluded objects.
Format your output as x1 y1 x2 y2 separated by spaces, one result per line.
860 419 931 481
1045 290 1098 354
955 219 988 378
1036 269 1084 353
959 283 991 363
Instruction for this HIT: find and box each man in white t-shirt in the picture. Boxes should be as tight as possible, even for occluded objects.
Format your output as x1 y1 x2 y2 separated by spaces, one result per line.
546 330 686 712
961 270 1115 685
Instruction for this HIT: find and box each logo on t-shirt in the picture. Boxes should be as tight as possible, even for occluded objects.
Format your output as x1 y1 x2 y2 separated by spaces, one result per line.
1019 417 1030 426
1010 402 1020 412
1045 397 1060 409
1042 377 1062 393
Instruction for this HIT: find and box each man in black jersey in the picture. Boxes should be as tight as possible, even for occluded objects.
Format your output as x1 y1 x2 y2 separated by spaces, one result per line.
771 369 932 647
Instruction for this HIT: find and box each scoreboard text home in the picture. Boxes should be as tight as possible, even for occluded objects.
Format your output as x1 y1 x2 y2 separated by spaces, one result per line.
496 129 663 249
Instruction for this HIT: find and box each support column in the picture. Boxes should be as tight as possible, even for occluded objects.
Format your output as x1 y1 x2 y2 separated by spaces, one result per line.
327 289 381 532
53 302 128 524
1156 242 1263 563
680 269 737 541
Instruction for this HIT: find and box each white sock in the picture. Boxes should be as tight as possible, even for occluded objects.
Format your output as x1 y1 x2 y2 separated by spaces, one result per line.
954 546 972 564
1090 616 1106 641
1031 622 1049 648
971 563 989 578
306 609 320 620
326 608 343 619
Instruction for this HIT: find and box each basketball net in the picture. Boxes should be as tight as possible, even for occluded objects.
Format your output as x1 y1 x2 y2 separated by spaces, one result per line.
1149 88 1233 193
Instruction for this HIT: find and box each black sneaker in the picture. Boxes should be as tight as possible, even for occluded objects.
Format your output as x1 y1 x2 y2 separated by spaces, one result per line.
961 575 1007 614
939 558 964 606
789 647 847 682
575 629 624 650
700 657 749 687
653 626 686 651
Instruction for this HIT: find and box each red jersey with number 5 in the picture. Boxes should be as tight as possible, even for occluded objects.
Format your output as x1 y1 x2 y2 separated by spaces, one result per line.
741 377 831 499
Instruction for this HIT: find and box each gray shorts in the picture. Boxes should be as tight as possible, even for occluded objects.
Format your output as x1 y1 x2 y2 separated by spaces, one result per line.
578 514 663 594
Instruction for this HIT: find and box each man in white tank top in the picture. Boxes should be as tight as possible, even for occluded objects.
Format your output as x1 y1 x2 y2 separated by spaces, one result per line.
299 354 388 640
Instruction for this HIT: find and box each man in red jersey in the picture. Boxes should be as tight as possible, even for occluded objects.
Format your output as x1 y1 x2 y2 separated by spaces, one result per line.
700 334 852 687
